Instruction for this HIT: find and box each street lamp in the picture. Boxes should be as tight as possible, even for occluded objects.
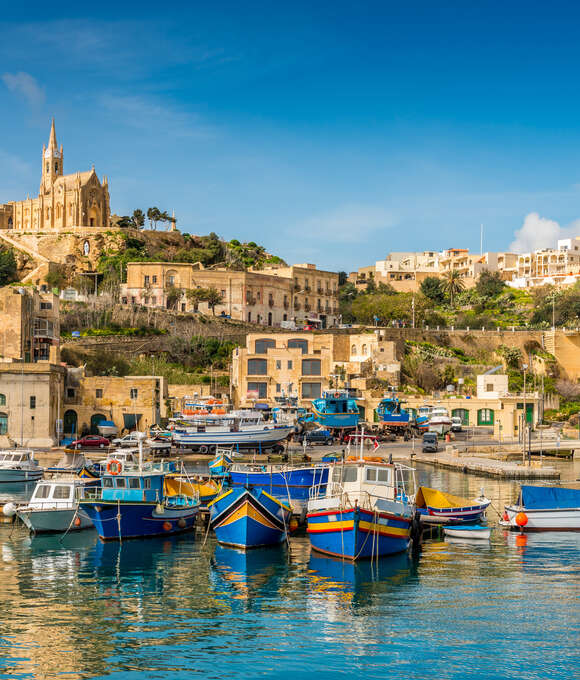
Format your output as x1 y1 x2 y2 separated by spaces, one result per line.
522 363 528 463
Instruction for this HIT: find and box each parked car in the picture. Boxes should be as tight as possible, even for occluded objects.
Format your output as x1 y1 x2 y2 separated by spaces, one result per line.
71 435 110 449
422 432 438 453
297 429 334 446
451 417 463 433
112 432 142 448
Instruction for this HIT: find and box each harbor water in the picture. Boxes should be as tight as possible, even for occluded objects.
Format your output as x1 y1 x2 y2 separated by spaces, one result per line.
0 462 578 679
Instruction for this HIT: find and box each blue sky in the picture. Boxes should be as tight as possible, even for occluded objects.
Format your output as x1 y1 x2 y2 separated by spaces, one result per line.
2 1 580 271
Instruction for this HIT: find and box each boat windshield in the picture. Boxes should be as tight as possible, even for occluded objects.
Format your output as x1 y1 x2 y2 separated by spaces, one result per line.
332 466 358 483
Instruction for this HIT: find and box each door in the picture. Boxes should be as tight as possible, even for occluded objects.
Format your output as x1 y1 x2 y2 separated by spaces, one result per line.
63 410 77 437
90 413 107 434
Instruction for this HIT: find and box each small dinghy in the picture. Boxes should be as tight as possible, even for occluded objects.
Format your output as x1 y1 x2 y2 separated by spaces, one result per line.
443 524 491 540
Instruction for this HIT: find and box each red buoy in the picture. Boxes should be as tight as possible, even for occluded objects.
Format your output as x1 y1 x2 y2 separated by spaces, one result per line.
515 512 528 527
74 516 82 527
163 521 172 532
503 511 509 522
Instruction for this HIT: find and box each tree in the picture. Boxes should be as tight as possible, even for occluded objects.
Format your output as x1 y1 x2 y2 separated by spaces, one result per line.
442 270 465 307
556 379 580 401
165 285 182 310
185 287 207 311
420 276 445 304
203 287 223 315
132 209 145 228
0 248 17 286
147 207 162 230
476 270 505 299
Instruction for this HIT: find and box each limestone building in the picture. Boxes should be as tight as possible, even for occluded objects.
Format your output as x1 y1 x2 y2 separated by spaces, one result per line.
0 119 111 232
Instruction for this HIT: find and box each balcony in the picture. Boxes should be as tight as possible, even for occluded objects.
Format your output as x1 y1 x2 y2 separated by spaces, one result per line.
317 286 323 295
304 285 311 293
33 319 56 339
246 295 257 306
293 282 301 292
294 301 301 311
304 303 311 312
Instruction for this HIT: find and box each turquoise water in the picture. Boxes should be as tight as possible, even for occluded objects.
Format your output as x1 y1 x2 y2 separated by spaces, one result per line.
0 463 578 680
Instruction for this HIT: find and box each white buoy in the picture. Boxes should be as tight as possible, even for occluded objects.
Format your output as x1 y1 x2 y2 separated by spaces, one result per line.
2 502 17 518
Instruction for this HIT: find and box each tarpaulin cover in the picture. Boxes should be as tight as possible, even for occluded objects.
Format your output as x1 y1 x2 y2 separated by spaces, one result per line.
415 486 472 510
520 486 580 509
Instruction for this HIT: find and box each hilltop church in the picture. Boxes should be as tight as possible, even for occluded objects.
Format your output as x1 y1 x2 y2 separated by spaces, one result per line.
0 120 111 232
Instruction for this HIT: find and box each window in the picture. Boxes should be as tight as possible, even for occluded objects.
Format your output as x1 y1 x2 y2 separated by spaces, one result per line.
53 486 72 500
129 478 141 489
276 383 281 393
247 359 267 375
287 360 293 369
116 478 126 488
477 408 494 425
288 339 308 354
103 477 113 488
144 275 150 285
247 382 267 398
144 478 151 489
34 485 50 499
247 312 252 322
29 396 36 409
221 290 226 296
486 384 494 392
96 389 103 399
452 409 469 426
67 388 75 399
302 359 321 376
255 339 276 354
151 296 157 305
0 412 6 435
276 360 281 370
0 394 5 406
302 382 322 399
167 275 175 285
152 275 157 284
130 388 138 399
40 302 52 310
351 344 356 354
366 467 391 484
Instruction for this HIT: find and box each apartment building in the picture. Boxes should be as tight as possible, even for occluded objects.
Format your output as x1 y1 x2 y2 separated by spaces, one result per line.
122 261 340 327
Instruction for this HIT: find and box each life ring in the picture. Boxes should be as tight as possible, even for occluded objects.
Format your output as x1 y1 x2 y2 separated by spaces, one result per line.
334 392 341 398
106 459 123 476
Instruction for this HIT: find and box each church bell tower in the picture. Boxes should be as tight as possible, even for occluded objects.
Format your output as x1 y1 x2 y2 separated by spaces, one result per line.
41 118 63 193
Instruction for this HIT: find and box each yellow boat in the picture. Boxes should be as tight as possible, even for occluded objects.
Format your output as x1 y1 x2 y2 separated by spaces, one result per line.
165 476 222 506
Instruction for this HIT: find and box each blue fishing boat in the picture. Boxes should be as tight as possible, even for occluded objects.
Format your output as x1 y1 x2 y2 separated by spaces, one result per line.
307 390 360 429
229 463 329 512
376 395 411 427
209 486 291 548
79 460 200 541
306 458 416 560
208 448 233 477
415 405 432 431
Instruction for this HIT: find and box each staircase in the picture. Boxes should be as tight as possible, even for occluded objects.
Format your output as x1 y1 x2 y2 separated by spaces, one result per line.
0 231 50 283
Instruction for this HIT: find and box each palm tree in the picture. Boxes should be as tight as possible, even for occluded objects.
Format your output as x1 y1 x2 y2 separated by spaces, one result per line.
442 270 465 307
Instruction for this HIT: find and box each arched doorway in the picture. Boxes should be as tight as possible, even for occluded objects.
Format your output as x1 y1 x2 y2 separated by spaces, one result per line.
90 413 107 434
0 412 7 435
63 409 77 437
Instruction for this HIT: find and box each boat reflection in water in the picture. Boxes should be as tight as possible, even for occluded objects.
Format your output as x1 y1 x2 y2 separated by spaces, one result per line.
0 481 36 504
211 543 288 600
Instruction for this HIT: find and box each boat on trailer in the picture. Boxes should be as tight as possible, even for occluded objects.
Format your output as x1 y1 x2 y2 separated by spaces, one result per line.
376 395 411 428
308 390 360 430
306 457 416 560
503 485 580 531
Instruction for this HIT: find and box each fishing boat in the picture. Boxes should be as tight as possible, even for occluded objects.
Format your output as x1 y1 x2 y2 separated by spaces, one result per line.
164 475 222 508
443 524 492 540
92 449 141 476
414 486 491 524
308 390 360 429
172 412 293 453
209 486 292 549
503 485 580 531
415 405 432 431
0 450 43 483
47 450 91 474
208 448 234 476
229 463 329 513
376 395 411 428
79 442 200 540
15 477 98 534
428 406 452 434
306 457 416 560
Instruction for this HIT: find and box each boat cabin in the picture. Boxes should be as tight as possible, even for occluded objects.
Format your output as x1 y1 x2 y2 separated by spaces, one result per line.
0 450 37 467
316 391 358 415
100 472 165 503
29 478 95 508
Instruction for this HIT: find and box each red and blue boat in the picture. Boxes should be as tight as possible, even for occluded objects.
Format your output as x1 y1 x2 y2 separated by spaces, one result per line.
414 486 490 524
306 458 416 560
376 396 411 427
209 486 291 548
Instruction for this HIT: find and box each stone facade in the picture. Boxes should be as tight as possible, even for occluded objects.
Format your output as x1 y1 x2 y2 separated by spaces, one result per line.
121 261 340 328
0 120 110 232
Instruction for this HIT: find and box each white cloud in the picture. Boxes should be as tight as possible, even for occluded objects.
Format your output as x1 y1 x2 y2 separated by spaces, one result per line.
98 94 216 140
1 72 44 106
291 204 394 244
509 212 580 253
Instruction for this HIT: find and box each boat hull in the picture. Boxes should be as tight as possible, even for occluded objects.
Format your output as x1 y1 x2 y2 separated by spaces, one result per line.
504 505 580 531
79 501 199 540
17 507 93 533
310 410 359 429
307 507 411 560
0 469 43 483
229 465 329 510
443 525 491 540
210 487 291 549
172 426 293 448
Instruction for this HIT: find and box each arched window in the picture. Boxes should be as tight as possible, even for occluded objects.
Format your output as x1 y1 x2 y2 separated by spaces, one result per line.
0 413 7 435
247 358 267 375
255 339 275 354
0 394 5 406
288 338 309 354
166 269 178 287
362 344 368 355
351 345 356 355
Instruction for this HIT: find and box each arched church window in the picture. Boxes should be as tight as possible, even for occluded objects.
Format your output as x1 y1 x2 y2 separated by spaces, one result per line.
46 163 49 173
55 163 58 173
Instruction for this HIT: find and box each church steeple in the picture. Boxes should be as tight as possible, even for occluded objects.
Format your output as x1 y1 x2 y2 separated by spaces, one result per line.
41 117 63 193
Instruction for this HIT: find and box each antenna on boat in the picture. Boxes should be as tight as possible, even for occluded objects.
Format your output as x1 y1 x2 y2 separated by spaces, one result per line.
137 432 146 472
359 426 364 461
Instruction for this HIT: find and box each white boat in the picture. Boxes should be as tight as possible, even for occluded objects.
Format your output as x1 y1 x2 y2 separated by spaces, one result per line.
504 485 580 531
428 406 452 434
97 420 118 438
443 524 491 540
16 477 96 533
0 450 43 483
